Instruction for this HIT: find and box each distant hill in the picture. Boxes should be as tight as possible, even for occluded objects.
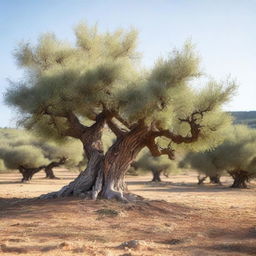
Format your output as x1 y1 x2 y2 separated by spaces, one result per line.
230 111 256 128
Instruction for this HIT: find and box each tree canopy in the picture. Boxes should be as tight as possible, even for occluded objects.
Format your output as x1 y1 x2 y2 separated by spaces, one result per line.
4 23 237 200
6 24 235 148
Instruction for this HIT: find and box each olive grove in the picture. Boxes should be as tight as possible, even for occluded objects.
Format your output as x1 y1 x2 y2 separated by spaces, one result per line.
181 125 256 188
0 128 83 182
5 24 236 200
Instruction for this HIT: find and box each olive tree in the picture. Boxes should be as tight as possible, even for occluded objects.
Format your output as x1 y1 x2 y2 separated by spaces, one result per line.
0 144 48 182
181 125 256 188
38 139 83 179
132 151 178 182
0 129 46 181
5 23 236 200
0 128 83 181
180 151 223 185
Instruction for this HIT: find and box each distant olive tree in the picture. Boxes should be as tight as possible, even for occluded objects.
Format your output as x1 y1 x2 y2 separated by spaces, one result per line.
180 151 222 185
0 145 48 182
181 125 256 188
38 139 84 179
0 128 83 182
131 151 178 182
5 23 236 200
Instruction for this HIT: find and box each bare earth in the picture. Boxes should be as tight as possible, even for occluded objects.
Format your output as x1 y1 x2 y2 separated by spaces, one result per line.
0 169 255 256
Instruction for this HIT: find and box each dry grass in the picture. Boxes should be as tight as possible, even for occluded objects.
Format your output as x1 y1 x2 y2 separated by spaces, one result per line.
0 169 255 256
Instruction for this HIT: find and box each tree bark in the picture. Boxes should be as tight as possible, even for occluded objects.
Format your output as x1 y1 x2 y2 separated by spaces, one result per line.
18 166 45 182
101 125 149 200
40 113 106 199
151 169 162 182
229 170 249 188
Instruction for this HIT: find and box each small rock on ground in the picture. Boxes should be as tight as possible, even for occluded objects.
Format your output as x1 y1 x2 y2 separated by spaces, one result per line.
119 253 133 256
117 240 145 249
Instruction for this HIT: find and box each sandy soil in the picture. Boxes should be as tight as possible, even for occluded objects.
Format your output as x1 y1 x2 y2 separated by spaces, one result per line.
0 169 255 256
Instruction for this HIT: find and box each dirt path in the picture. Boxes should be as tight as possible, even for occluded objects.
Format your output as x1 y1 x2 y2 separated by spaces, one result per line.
0 169 255 255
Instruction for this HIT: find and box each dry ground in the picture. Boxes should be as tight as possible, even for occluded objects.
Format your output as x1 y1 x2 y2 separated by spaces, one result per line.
0 169 255 256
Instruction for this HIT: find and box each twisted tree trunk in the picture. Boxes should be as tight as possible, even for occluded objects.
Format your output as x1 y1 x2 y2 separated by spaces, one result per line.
229 170 249 188
101 125 149 200
40 113 107 199
18 165 46 182
44 157 67 179
151 169 162 182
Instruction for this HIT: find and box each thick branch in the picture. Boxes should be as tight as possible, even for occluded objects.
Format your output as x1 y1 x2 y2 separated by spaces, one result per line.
146 137 175 160
106 119 125 137
111 110 132 130
46 157 67 169
151 125 200 144
65 111 88 138
151 109 204 144
39 105 88 139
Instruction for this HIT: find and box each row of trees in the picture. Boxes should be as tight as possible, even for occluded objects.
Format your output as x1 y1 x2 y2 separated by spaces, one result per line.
1 124 255 188
3 23 243 200
0 128 84 182
181 125 256 188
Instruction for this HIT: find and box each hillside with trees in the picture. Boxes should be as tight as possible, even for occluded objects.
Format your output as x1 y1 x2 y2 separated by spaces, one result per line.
230 111 256 128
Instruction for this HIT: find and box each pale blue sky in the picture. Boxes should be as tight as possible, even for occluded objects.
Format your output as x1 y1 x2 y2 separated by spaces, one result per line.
0 0 256 127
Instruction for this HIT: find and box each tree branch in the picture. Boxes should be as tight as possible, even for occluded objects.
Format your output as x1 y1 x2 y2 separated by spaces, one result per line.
146 137 175 160
109 110 132 130
151 108 209 144
106 119 125 137
38 105 88 139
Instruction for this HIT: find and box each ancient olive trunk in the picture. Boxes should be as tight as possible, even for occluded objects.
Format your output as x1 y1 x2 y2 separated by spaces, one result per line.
229 170 250 188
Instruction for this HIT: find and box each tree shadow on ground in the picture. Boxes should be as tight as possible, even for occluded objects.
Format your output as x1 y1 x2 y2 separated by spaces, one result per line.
128 180 236 193
191 243 256 256
0 195 192 220
0 181 22 185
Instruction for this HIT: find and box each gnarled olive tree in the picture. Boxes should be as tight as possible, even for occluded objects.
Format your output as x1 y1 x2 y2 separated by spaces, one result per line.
5 24 236 200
